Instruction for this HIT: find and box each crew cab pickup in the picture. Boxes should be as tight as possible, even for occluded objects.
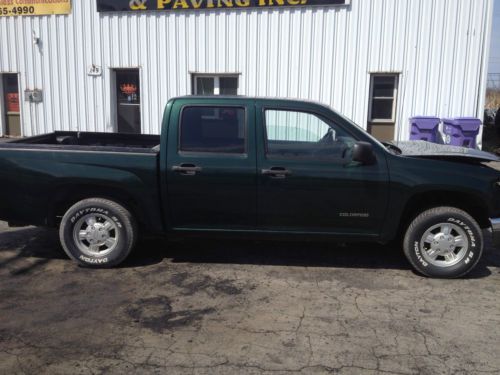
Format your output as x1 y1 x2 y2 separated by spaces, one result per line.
1 96 499 278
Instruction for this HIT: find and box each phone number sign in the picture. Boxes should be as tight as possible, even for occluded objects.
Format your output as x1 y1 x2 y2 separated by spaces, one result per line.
0 0 71 16
97 0 348 12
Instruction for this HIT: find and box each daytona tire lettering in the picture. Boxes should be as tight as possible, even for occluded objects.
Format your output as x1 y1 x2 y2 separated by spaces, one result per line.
71 207 110 223
414 241 429 267
79 255 109 264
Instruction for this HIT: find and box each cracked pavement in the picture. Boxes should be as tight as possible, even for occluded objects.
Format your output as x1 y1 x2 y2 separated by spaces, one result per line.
1 221 500 374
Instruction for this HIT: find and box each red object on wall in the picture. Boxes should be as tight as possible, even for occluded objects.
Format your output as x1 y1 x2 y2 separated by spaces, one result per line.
6 93 19 112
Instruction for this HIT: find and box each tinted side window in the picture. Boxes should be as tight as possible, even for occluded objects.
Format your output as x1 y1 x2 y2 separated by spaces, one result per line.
180 106 246 154
265 109 357 160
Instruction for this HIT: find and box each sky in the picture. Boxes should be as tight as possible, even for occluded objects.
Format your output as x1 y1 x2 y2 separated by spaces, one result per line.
490 0 500 74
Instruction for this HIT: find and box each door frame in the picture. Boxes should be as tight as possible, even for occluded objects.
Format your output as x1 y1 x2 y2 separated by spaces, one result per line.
110 67 142 134
0 72 22 138
0 75 4 137
367 73 400 142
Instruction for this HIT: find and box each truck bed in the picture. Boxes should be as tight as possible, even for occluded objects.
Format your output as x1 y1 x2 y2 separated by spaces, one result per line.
3 131 160 153
0 131 163 230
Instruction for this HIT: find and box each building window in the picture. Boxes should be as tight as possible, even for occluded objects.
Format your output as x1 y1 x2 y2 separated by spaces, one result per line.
192 75 239 95
368 74 398 122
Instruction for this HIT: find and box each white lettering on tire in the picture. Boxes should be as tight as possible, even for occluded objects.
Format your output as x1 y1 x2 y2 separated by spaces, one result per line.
79 255 109 264
111 216 122 228
414 241 429 267
71 208 110 223
448 217 475 247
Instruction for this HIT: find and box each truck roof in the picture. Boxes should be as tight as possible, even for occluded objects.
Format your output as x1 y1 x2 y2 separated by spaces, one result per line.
169 95 333 110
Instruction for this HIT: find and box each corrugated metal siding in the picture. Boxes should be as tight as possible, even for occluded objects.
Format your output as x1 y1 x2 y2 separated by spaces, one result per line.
0 0 494 140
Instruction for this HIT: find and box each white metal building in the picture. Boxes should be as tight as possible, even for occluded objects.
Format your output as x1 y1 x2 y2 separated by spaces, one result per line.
0 0 494 143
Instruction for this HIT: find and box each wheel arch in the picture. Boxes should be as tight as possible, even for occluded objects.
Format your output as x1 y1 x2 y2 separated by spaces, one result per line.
47 183 148 230
398 190 490 234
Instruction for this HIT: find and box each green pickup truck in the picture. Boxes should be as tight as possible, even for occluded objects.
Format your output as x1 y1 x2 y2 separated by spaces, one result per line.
0 96 499 278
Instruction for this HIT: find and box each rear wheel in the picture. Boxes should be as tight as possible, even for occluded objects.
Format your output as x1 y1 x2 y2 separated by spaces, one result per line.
403 207 483 278
59 198 137 268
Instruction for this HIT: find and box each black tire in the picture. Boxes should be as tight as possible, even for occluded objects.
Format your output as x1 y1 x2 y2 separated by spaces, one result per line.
59 198 137 268
403 207 483 278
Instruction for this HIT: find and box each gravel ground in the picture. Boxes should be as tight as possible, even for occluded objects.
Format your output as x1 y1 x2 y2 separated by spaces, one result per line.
1 221 500 375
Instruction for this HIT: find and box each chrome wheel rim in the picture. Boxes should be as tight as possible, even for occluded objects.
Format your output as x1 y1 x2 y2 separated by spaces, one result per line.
73 214 118 257
419 223 469 267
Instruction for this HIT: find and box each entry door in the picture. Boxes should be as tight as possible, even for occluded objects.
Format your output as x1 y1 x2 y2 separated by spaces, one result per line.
256 105 389 235
166 99 257 230
367 74 399 142
2 74 21 137
114 69 141 133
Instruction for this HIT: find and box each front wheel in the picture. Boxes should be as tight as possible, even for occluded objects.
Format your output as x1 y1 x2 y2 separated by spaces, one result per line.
59 198 137 268
403 207 483 278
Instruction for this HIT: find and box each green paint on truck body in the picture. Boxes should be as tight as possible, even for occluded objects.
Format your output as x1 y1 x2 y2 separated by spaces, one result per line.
0 96 499 245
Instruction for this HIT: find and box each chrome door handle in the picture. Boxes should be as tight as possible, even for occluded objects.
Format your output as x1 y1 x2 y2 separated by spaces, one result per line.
172 164 202 176
261 167 292 179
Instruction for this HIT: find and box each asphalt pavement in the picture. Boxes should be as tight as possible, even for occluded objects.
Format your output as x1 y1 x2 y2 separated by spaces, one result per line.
1 221 500 374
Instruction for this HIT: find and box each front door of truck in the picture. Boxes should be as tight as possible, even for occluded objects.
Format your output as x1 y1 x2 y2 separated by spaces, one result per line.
256 103 389 236
167 99 257 230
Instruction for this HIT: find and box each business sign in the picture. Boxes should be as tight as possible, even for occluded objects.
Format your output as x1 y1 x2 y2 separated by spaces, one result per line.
97 0 348 12
0 0 71 16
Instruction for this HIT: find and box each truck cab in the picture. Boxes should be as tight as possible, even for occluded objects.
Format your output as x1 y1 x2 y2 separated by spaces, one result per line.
162 97 389 239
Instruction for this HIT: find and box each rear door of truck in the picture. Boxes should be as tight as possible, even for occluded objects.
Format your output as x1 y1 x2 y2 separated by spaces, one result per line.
166 98 257 230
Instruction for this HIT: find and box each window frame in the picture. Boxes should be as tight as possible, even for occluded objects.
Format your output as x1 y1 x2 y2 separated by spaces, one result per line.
368 74 399 123
192 74 240 96
178 104 248 157
262 106 359 161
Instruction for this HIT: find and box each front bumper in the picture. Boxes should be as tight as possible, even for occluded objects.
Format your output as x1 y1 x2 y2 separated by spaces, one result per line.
490 218 500 247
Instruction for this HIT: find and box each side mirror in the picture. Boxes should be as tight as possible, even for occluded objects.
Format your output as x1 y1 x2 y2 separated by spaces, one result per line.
352 141 377 165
